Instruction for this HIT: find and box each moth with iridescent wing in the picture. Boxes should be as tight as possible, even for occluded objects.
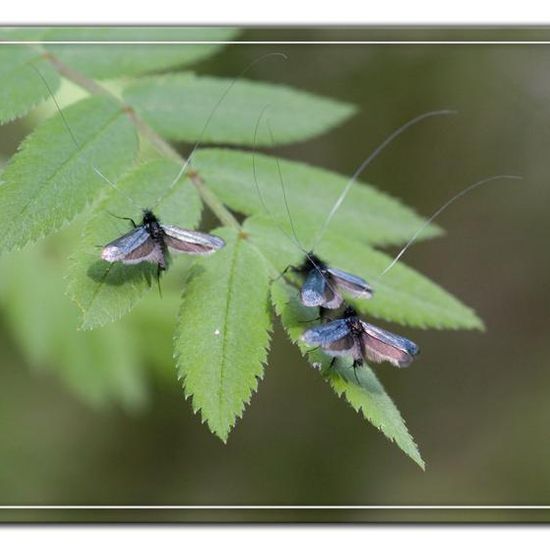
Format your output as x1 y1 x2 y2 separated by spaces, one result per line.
101 209 225 272
290 253 372 309
301 306 420 370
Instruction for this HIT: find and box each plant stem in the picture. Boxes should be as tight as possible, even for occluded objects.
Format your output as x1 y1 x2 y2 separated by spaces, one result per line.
43 52 241 231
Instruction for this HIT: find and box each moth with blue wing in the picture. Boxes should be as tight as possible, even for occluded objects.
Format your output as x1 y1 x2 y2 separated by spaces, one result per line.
101 209 225 273
291 253 373 309
302 306 420 370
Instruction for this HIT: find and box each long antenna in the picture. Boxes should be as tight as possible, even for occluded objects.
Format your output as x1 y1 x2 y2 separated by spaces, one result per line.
267 120 305 251
376 174 523 280
30 63 141 210
251 110 341 298
153 51 288 208
310 109 457 251
251 105 308 254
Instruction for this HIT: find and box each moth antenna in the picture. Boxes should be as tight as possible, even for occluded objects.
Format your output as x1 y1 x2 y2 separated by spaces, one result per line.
260 116 342 300
376 175 524 280
251 105 305 253
266 119 305 252
153 51 289 209
252 106 276 220
310 109 458 251
29 63 141 211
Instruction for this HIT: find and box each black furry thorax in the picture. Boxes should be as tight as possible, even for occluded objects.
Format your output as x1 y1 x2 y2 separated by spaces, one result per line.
141 209 164 241
300 252 327 274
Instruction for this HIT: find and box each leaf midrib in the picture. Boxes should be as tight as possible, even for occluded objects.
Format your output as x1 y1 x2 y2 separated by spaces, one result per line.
215 236 241 431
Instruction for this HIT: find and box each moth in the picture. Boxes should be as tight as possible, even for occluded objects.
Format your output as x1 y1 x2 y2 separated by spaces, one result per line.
101 209 225 272
290 253 373 309
301 307 419 369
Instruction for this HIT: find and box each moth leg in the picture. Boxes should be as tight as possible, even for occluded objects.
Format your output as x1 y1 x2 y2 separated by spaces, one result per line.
316 357 337 379
305 346 320 356
156 264 165 298
298 311 322 325
274 264 299 282
299 318 320 325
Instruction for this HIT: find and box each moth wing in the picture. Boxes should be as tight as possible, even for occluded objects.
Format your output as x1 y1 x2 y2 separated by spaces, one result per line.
161 225 225 255
300 269 326 307
327 267 373 299
301 269 343 309
322 281 344 309
101 227 158 264
359 321 419 368
324 334 361 359
126 240 166 267
301 319 351 346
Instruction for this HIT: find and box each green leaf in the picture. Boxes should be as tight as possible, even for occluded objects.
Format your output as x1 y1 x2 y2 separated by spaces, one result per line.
123 73 356 146
270 278 424 469
245 216 483 330
194 148 442 247
0 95 139 252
0 242 149 411
44 27 240 79
67 159 202 330
175 228 272 442
0 45 60 124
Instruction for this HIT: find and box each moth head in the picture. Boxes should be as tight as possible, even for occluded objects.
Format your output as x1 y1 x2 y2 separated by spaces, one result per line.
142 209 159 225
303 252 326 272
343 305 358 319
